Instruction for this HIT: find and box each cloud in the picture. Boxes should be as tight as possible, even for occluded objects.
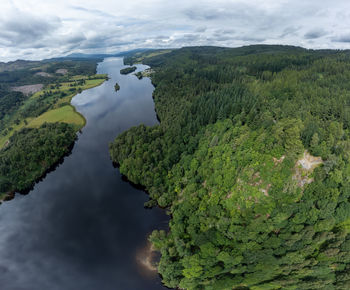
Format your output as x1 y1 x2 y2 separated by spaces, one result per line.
304 28 327 39
184 8 231 21
195 26 207 33
70 6 115 18
332 33 350 43
238 35 266 42
0 0 350 61
0 12 60 47
65 34 87 45
280 26 301 38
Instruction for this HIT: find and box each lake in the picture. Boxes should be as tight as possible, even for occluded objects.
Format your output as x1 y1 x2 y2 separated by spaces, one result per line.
0 58 169 290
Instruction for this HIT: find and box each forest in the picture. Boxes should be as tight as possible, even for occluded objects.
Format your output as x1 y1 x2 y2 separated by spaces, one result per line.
120 66 137 75
0 123 76 194
0 58 104 200
110 45 350 289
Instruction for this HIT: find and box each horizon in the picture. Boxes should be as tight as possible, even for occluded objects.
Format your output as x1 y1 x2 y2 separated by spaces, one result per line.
1 0 350 62
2 43 350 63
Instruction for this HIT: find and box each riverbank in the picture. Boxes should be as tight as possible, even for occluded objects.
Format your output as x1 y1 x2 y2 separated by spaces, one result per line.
0 75 107 149
26 77 107 131
136 241 159 274
0 192 10 203
0 75 107 201
0 57 168 290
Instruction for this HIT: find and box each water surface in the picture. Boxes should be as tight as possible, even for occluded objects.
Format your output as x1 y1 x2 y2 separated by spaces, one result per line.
0 58 168 290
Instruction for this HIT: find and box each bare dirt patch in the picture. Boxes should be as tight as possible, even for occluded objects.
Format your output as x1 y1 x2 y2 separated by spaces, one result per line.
297 151 323 170
273 155 285 166
260 184 272 196
35 71 52 77
141 68 154 77
249 171 263 187
293 151 323 187
11 84 43 96
55 69 68 75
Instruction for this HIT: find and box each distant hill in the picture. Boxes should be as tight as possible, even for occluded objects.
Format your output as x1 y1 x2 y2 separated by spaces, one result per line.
0 60 42 73
0 48 154 73
62 49 152 60
63 53 111 59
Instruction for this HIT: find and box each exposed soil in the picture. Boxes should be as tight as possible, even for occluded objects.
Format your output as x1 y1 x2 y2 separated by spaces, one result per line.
260 183 272 196
56 69 68 75
273 155 285 166
141 68 155 77
11 84 44 96
293 151 323 187
35 72 52 77
297 151 323 170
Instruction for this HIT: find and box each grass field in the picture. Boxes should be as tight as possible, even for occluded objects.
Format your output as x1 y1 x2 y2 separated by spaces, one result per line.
28 105 85 128
0 75 106 149
70 75 88 80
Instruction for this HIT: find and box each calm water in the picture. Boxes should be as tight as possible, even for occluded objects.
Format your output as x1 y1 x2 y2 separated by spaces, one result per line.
0 58 169 290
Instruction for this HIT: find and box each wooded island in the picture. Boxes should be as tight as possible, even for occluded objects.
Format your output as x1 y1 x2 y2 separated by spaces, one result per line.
120 66 137 75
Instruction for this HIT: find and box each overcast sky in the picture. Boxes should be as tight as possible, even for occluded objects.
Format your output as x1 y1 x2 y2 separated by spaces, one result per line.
1 0 350 61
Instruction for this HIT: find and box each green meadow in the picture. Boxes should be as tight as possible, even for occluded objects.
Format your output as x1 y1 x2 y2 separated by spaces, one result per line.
28 105 85 129
0 75 106 148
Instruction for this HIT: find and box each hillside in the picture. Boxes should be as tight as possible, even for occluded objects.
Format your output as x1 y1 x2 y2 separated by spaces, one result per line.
0 58 106 200
109 45 350 289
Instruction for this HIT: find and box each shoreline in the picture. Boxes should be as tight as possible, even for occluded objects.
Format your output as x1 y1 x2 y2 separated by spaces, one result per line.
110 63 169 286
0 136 76 204
0 74 107 203
136 241 159 273
0 191 15 204
66 75 107 130
0 57 170 289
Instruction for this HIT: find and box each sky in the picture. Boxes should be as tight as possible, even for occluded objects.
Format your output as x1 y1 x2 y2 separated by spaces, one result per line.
1 0 350 61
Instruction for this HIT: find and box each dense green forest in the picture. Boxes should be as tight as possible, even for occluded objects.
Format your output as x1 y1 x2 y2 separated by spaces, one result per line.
0 123 76 194
0 58 103 200
0 88 25 120
120 66 137 74
110 45 350 289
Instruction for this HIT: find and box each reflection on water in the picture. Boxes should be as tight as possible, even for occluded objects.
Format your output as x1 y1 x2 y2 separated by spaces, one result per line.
0 58 168 290
136 240 159 275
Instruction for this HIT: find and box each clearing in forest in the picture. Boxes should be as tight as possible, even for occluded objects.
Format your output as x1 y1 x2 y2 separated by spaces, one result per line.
11 84 44 96
293 151 323 187
28 106 85 128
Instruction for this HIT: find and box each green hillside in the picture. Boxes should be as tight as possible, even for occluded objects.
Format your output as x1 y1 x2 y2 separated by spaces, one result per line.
0 59 105 199
110 45 350 289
